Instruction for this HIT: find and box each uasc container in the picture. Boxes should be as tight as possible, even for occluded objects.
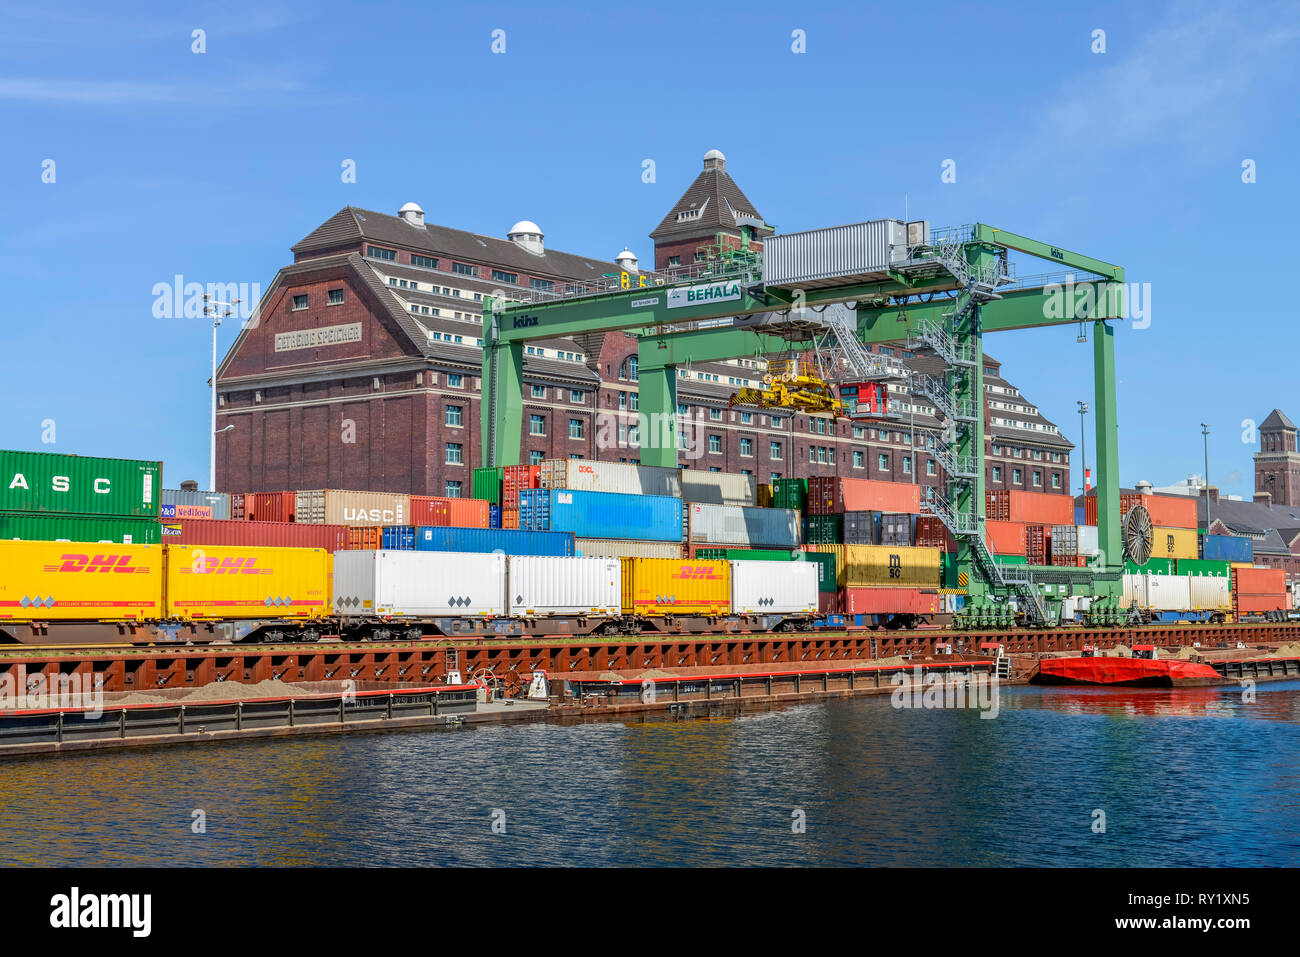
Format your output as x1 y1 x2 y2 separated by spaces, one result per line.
164 545 331 620
730 560 817 615
0 449 162 518
333 550 505 617
0 540 163 621
506 556 621 616
621 557 731 616
295 490 410 527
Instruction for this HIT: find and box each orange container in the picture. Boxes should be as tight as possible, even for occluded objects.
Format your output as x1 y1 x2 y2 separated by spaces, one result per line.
246 491 296 523
343 526 382 550
987 489 1072 525
1083 492 1197 529
410 496 490 528
501 508 520 530
1232 567 1286 611
985 520 1026 556
807 477 920 515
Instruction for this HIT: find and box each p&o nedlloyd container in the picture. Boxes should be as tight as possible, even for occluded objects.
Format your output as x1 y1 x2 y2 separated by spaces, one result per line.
333 550 506 617
730 560 817 615
506 556 621 616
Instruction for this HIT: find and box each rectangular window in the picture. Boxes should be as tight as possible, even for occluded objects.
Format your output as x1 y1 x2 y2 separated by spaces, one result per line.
447 374 463 388
366 245 397 261
531 384 546 399
740 438 753 457
570 389 583 403
444 481 462 497
529 450 543 465
741 412 752 424
411 254 437 269
569 418 584 439
1051 473 1061 489
292 294 308 311
492 269 517 284
708 435 722 454
809 447 817 463
530 278 554 291
668 256 680 266
903 456 912 475
452 262 477 276
529 415 546 436
1013 468 1023 485
770 472 780 483
445 443 463 464
629 393 638 412
817 447 827 464
445 405 462 427
1033 469 1042 487
853 450 864 468
770 441 783 460
619 392 627 410
709 408 722 420
993 466 1002 482
327 289 344 305
878 453 889 471
927 460 936 476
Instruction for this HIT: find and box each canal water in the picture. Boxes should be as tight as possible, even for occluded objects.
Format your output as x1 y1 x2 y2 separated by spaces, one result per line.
2 681 1298 866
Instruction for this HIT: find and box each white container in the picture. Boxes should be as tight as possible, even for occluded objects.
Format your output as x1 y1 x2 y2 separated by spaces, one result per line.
1143 573 1191 612
685 503 800 547
539 459 682 497
1059 596 1077 622
574 538 682 559
1189 575 1230 611
1122 574 1144 608
680 469 757 506
507 556 620 616
1076 525 1099 558
332 550 505 617
761 220 896 289
730 560 817 615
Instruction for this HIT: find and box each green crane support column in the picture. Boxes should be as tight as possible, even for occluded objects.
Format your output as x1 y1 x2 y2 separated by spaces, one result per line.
480 310 524 467
1093 318 1121 581
636 364 679 469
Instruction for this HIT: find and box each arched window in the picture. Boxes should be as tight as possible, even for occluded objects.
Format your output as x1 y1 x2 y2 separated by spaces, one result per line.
628 355 638 381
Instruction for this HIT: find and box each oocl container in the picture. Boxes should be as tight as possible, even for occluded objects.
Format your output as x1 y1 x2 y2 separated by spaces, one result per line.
520 489 684 542
414 526 574 556
620 557 731 616
0 540 163 621
0 512 161 544
806 544 940 588
294 490 410 526
164 544 332 620
0 449 162 518
332 550 506 617
506 556 620 616
539 458 684 498
680 469 756 506
730 560 817 614
159 518 348 552
685 503 800 548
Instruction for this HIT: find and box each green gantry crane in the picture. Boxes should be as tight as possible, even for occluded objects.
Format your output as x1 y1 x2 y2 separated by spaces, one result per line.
482 220 1128 627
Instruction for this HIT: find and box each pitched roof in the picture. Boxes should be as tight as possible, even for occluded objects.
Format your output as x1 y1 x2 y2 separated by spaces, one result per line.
292 206 622 282
649 160 771 241
1260 409 1297 431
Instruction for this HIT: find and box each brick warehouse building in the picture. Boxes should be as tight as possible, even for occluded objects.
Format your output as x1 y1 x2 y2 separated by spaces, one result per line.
216 151 1071 498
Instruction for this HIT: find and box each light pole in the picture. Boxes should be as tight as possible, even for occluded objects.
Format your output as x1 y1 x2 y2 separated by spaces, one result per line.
1201 423 1211 531
1077 400 1089 496
203 294 240 492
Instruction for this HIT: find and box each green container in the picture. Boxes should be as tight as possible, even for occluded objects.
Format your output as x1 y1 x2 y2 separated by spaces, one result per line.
0 511 161 544
941 551 957 588
799 550 838 592
994 554 1028 565
773 477 807 512
472 467 503 505
1126 557 1174 575
0 450 162 518
1174 558 1230 578
803 514 842 545
696 547 798 561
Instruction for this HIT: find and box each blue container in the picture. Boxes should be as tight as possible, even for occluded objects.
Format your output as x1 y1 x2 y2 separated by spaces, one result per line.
1202 534 1251 563
381 525 417 550
518 489 683 542
488 504 501 529
413 526 574 556
1073 505 1084 525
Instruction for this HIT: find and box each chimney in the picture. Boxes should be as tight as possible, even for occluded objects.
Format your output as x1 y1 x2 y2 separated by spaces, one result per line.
1206 486 1220 504
1254 491 1272 505
180 479 199 492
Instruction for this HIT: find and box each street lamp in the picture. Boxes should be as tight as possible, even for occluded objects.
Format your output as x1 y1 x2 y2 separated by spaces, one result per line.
202 294 240 492
1201 423 1211 531
1077 401 1089 495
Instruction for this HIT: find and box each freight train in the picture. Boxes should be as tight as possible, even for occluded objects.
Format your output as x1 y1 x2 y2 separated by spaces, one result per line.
0 541 820 645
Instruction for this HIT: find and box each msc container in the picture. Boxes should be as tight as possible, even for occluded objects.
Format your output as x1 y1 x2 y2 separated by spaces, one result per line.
985 520 1026 556
620 557 731 616
506 556 621 616
160 518 348 552
540 458 683 498
294 490 410 527
0 449 162 518
161 489 231 520
244 491 296 523
0 512 161 544
761 220 896 289
409 496 490 528
1189 576 1231 611
686 503 800 548
1147 526 1198 560
772 477 807 512
575 538 683 560
986 489 1073 525
842 511 876 545
473 467 503 504
680 469 756 506
164 545 331 620
332 550 506 617
414 526 574 556
804 514 843 545
807 544 941 588
730 560 817 615
1203 534 1252 563
807 476 920 515
840 587 940 616
520 489 684 542
1175 559 1230 578
0 540 163 621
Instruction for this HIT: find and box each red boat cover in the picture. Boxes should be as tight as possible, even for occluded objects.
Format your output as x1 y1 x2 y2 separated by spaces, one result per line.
1037 656 1220 685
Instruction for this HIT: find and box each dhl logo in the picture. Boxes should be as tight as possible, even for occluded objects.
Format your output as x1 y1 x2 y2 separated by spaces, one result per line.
673 565 723 580
181 556 270 575
44 553 151 574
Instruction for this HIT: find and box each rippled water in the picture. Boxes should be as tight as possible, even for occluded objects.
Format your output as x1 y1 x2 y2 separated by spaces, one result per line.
2 682 1298 866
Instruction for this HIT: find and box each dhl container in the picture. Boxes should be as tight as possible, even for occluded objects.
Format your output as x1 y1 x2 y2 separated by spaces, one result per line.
806 544 941 588
162 489 231 520
0 449 162 518
1203 534 1252 563
521 489 683 542
1147 525 1198 560
680 469 757 506
344 527 383 550
293 490 410 527
473 467 503 504
730 560 817 614
986 489 1073 525
807 476 920 515
577 538 683 559
1083 492 1198 528
409 496 490 528
985 520 1026 556
772 477 807 512
0 512 161 544
686 503 799 548
507 556 621 616
159 518 348 552
840 587 940 616
414 526 574 556
756 484 774 508
332 550 505 617
1175 558 1230 578
540 458 683 498
0 540 163 621
164 545 331 620
246 491 296 523
620 557 731 616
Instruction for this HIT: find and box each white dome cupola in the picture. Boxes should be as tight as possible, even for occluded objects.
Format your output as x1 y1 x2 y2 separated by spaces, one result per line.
615 247 639 273
398 202 425 227
508 220 544 254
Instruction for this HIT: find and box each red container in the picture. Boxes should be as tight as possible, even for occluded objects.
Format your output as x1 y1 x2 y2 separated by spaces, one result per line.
229 493 246 520
818 591 839 615
409 496 491 528
1233 567 1287 611
1083 492 1197 529
342 526 382 550
841 587 940 615
985 520 1026 556
503 465 541 506
807 477 921 515
1025 524 1047 565
245 491 296 523
988 489 1072 525
915 516 955 551
160 518 347 551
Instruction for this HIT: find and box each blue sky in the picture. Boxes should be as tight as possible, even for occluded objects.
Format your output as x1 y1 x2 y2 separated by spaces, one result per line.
2 0 1296 497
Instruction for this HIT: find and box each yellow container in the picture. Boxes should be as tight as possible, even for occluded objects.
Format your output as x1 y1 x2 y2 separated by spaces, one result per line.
620 557 731 616
164 545 332 619
756 484 774 508
0 540 164 621
1148 526 1198 561
807 544 941 588
1231 562 1254 570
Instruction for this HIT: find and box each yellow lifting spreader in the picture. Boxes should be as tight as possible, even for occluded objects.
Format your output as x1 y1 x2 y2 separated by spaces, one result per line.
728 358 844 416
